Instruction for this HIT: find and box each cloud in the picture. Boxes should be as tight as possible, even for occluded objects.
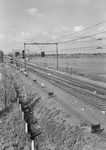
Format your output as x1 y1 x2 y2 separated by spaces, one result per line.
14 32 32 42
37 13 46 20
80 0 90 6
45 0 66 2
19 32 33 41
61 26 67 32
98 26 106 31
42 31 48 36
15 28 44 42
0 34 5 44
26 8 46 21
27 8 38 15
0 34 5 39
21 32 32 38
51 35 57 39
53 26 71 34
0 34 16 44
74 26 84 32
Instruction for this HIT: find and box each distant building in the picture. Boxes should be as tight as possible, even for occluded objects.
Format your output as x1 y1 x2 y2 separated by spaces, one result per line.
0 51 4 63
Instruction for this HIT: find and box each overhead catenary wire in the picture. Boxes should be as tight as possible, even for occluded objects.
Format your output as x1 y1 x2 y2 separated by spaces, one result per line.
28 37 106 54
45 48 106 54
48 20 106 42
44 44 106 53
37 45 43 52
59 37 106 44
58 30 106 44
26 22 106 54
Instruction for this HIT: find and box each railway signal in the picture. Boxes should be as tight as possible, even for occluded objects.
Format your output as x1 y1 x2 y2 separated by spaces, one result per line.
22 50 25 59
41 51 45 57
15 51 20 57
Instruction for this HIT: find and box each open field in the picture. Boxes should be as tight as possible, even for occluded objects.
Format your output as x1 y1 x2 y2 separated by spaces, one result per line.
29 56 106 82
29 57 106 74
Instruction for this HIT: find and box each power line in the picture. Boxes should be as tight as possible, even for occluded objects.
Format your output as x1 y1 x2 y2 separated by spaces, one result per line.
44 44 106 53
60 37 106 44
48 20 106 42
37 45 43 52
59 46 105 51
45 47 106 54
59 30 106 44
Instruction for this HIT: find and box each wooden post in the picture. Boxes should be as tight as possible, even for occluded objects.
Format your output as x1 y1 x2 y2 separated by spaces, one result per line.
24 43 26 72
22 111 24 120
19 103 21 111
31 140 34 150
56 43 58 70
66 62 68 72
25 122 28 134
17 98 19 106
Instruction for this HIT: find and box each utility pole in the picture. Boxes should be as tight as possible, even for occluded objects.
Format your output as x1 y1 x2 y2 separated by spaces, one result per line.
3 65 7 108
4 71 7 108
66 62 68 72
13 50 15 64
56 43 58 70
24 43 26 72
28 49 29 61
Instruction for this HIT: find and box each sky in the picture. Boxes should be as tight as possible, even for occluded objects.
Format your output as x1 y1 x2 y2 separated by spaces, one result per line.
0 0 106 54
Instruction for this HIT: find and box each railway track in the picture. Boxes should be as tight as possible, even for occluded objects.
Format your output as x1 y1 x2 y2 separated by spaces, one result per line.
9 63 106 139
26 61 106 96
16 60 106 105
27 65 106 112
17 61 106 111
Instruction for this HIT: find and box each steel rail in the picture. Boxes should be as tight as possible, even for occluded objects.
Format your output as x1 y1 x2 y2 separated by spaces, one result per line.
27 66 106 112
9 63 106 139
26 61 106 96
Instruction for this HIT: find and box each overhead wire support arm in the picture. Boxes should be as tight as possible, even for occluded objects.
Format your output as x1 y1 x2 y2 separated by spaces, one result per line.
24 42 58 45
24 42 59 71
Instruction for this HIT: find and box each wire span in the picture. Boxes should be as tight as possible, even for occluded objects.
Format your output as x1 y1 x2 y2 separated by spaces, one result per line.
48 21 106 42
58 30 106 44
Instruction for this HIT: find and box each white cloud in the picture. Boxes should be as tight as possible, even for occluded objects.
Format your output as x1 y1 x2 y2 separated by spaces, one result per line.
53 26 71 34
74 26 84 32
26 8 46 21
0 34 4 38
15 32 32 42
37 13 46 20
42 31 48 36
46 0 67 3
0 34 16 44
51 35 57 39
21 32 31 38
61 26 67 32
53 28 58 34
80 0 90 6
15 29 43 42
27 8 38 15
98 26 106 31
20 32 32 41
0 34 5 41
